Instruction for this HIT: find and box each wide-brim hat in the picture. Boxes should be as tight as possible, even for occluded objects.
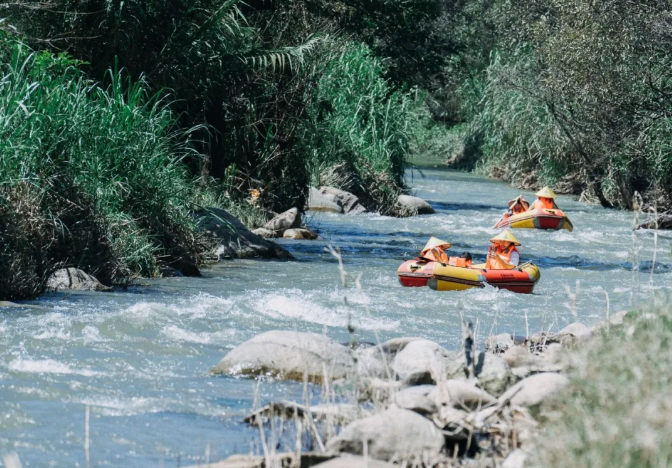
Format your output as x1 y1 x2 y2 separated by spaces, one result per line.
507 195 526 208
421 236 451 254
535 186 557 199
490 229 521 246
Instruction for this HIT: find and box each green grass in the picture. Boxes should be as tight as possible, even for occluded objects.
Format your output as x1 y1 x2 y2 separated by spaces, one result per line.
534 298 672 467
0 39 205 298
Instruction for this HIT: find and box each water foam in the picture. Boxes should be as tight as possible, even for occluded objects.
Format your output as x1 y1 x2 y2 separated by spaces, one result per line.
8 359 102 377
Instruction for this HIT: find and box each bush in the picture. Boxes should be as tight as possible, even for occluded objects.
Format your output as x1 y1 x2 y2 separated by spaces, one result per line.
0 39 203 298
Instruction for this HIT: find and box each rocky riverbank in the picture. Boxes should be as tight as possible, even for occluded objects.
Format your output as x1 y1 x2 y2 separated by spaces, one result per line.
200 308 634 468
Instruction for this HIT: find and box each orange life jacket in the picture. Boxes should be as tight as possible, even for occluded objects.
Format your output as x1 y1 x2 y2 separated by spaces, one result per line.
533 197 555 210
448 257 472 268
486 244 519 270
421 247 449 263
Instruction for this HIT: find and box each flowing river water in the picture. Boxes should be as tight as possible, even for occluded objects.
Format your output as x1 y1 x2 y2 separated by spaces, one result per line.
1 161 671 467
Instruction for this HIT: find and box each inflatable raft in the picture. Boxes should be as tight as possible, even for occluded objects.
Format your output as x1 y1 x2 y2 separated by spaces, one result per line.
494 208 573 232
397 259 437 287
427 262 541 294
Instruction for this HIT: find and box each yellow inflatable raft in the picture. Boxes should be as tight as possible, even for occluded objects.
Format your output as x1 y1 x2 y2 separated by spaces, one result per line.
427 262 541 294
494 208 573 232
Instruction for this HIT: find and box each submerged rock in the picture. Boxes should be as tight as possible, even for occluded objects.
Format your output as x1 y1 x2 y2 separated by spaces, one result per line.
263 207 301 235
320 187 367 215
499 372 569 408
326 407 445 463
307 187 344 213
397 195 435 216
212 330 354 383
46 268 110 292
283 228 318 240
195 208 293 260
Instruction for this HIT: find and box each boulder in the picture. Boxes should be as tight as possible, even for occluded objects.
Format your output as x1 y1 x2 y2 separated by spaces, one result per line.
558 322 591 338
501 346 563 379
396 195 435 216
312 455 394 468
46 268 110 292
307 187 344 213
195 208 293 260
320 187 367 215
212 330 354 383
251 227 276 239
325 407 445 463
499 372 569 408
391 339 456 385
437 380 496 410
356 337 425 380
485 333 514 353
394 385 438 414
263 207 301 235
283 228 318 240
159 266 184 278
446 351 515 396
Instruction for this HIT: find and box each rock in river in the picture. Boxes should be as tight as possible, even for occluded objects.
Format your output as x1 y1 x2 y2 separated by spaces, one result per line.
397 195 435 216
46 268 110 292
283 228 318 240
307 187 344 213
326 407 445 463
195 208 293 260
391 339 455 385
263 207 301 236
212 330 354 383
319 187 367 215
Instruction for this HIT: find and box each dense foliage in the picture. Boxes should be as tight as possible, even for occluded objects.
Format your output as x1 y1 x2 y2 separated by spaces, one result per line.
0 41 203 298
444 0 672 209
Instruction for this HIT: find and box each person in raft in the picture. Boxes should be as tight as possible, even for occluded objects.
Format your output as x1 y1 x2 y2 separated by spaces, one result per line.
502 195 530 219
486 229 521 270
529 186 559 211
419 237 473 267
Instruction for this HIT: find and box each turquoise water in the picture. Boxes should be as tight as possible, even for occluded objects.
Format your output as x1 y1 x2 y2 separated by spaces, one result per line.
0 164 670 467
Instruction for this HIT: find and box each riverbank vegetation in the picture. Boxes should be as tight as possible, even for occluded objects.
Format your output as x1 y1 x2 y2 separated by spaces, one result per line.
441 0 672 210
0 0 445 298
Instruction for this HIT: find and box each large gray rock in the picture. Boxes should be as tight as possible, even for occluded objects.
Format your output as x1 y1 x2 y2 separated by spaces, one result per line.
446 351 515 396
212 331 354 383
251 227 275 239
263 207 301 235
394 385 438 414
326 407 445 463
391 339 455 385
313 456 394 468
356 337 424 380
195 208 293 260
307 187 344 213
46 268 110 292
320 187 367 215
437 380 496 410
283 228 318 240
558 322 591 338
499 372 569 408
397 195 435 216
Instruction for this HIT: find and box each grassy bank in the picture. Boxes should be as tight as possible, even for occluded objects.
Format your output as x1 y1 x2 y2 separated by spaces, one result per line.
534 298 672 467
0 41 205 299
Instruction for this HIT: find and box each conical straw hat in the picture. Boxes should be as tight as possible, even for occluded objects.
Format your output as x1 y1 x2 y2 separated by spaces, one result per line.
535 186 557 198
490 229 521 246
421 236 451 255
507 195 525 208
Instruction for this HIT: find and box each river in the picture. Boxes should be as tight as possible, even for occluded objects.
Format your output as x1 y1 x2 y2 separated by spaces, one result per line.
0 161 670 467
